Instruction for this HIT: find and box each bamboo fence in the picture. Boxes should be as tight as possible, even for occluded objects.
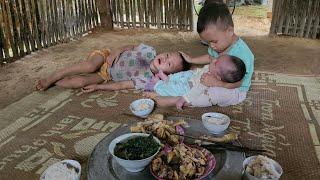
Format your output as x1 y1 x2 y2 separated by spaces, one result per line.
110 0 193 31
0 0 99 64
270 0 320 39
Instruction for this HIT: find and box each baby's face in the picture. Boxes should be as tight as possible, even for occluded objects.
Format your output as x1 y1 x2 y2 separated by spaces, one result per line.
150 52 183 74
199 24 233 53
208 55 233 80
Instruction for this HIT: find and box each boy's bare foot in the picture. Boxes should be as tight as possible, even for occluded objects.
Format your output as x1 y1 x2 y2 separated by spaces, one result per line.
35 79 52 91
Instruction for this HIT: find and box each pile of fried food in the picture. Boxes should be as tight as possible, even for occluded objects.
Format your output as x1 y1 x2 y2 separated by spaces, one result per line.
130 114 186 145
151 144 208 180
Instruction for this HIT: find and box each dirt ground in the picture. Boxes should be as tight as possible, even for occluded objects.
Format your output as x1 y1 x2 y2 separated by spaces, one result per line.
0 15 319 110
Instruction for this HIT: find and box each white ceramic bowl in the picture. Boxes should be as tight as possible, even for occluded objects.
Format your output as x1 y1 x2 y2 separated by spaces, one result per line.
201 112 230 134
130 99 154 118
109 133 161 172
40 159 81 180
243 156 283 180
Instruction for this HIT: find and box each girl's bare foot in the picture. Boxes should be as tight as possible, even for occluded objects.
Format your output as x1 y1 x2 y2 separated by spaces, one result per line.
35 79 52 91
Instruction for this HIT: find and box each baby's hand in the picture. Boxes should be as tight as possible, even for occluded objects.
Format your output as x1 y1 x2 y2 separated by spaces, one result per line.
175 97 186 110
157 70 169 82
200 73 223 87
82 84 98 93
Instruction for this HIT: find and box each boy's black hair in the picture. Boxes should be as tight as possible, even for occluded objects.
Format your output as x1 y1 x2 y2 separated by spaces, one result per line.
179 52 192 71
221 55 246 83
197 3 234 33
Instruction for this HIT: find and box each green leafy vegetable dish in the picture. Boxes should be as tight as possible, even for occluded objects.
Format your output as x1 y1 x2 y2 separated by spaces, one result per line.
114 134 161 160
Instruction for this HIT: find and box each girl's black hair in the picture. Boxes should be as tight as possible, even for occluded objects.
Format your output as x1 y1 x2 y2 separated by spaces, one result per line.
179 52 192 71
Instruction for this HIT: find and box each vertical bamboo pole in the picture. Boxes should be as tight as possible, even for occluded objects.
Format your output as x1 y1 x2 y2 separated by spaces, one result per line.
143 0 148 28
11 0 24 56
137 0 143 28
111 0 117 26
298 1 308 37
131 0 136 28
156 0 160 29
118 0 124 28
164 0 168 28
40 0 48 47
187 0 192 30
159 0 163 28
0 1 10 59
124 0 130 28
4 0 18 59
311 14 319 39
17 0 30 53
30 0 41 49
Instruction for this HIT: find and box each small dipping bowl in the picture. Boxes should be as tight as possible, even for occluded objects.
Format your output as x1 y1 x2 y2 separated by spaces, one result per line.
109 133 161 172
130 99 154 118
243 156 283 180
201 112 230 134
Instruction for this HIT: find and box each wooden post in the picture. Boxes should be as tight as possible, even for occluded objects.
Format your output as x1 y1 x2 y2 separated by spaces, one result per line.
96 0 113 30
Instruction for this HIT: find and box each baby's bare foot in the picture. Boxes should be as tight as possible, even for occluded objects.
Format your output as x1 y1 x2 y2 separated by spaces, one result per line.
35 79 51 91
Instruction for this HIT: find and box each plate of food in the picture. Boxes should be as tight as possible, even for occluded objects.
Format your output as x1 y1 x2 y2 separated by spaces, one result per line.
151 144 216 180
130 114 186 145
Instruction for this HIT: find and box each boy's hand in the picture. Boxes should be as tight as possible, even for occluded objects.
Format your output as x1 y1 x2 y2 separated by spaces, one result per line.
201 73 223 87
82 84 99 93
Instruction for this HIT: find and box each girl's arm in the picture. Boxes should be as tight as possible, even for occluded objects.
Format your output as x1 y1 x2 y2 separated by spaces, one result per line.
82 81 135 93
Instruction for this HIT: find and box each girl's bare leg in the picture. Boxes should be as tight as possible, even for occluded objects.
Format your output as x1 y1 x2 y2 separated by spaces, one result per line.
36 54 105 90
55 73 104 89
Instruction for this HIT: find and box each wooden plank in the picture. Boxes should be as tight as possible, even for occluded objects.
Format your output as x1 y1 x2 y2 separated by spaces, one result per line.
30 0 41 49
155 0 160 28
4 0 18 59
164 0 168 28
137 0 143 28
0 1 9 60
11 0 24 56
269 0 280 35
74 0 79 34
40 0 48 47
17 0 30 53
159 0 163 28
305 0 318 38
131 0 136 28
311 16 319 39
118 0 124 28
298 1 308 37
93 0 99 26
48 0 54 45
143 0 148 28
111 0 117 26
187 0 192 30
124 0 130 28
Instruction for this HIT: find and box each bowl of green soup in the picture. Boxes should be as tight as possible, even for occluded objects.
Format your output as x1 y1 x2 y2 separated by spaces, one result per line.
109 133 162 172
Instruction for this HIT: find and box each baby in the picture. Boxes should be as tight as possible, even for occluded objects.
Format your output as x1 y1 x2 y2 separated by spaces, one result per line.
36 43 190 92
144 54 246 109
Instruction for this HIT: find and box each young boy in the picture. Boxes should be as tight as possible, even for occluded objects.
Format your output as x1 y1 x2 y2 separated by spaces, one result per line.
146 3 254 109
36 44 190 92
144 54 246 109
